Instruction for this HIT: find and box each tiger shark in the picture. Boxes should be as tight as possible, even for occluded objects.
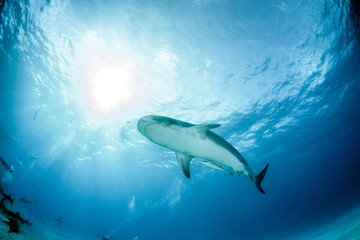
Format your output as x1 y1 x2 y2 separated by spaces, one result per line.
137 115 269 194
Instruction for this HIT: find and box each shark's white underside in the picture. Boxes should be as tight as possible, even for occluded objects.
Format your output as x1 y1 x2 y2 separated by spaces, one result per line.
137 115 269 194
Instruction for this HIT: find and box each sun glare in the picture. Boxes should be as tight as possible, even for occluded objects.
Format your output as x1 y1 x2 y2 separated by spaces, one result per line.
74 31 148 121
92 67 132 112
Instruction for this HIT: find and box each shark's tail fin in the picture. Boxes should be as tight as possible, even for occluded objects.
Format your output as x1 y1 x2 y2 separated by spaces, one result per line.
254 163 269 194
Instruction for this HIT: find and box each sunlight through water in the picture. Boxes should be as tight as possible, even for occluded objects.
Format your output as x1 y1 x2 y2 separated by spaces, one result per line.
72 31 148 123
0 0 359 239
92 66 132 112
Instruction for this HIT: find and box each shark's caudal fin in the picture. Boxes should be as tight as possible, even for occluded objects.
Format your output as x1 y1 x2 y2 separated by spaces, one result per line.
254 163 269 194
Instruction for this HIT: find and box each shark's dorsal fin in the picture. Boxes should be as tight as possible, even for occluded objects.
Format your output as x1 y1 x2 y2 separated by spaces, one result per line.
175 152 193 178
201 161 234 176
191 124 221 132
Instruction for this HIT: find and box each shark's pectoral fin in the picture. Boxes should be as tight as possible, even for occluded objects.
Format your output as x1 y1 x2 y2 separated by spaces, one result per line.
175 152 193 178
191 124 221 133
201 161 233 176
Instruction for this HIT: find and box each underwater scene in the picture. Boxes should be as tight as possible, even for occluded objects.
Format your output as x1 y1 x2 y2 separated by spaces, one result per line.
1 0 360 239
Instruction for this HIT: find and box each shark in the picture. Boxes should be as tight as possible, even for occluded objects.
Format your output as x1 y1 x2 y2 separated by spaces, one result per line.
137 115 269 194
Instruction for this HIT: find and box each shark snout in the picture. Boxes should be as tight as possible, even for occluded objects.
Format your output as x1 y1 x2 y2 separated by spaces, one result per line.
137 115 155 135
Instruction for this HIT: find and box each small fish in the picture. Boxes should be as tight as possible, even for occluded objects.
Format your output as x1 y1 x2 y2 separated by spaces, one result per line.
33 107 42 120
24 219 32 227
98 234 114 240
54 217 63 227
20 197 33 204
54 217 63 223
201 161 234 176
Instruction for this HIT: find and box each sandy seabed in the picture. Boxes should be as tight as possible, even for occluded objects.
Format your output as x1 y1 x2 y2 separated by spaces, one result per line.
298 206 360 240
0 213 83 240
1 206 360 239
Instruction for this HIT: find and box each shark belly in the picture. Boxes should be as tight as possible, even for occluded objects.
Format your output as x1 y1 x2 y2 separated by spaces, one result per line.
137 115 270 194
144 124 244 172
180 136 243 171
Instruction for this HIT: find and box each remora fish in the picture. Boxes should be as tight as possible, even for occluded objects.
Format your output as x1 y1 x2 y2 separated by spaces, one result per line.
20 197 33 204
137 115 269 194
54 217 63 227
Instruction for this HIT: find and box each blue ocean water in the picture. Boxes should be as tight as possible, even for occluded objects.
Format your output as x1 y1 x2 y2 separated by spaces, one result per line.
0 0 360 239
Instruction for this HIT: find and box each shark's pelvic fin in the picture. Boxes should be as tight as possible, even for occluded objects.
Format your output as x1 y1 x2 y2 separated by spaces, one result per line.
255 163 269 194
201 161 233 176
235 170 243 177
175 152 193 178
191 124 221 133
